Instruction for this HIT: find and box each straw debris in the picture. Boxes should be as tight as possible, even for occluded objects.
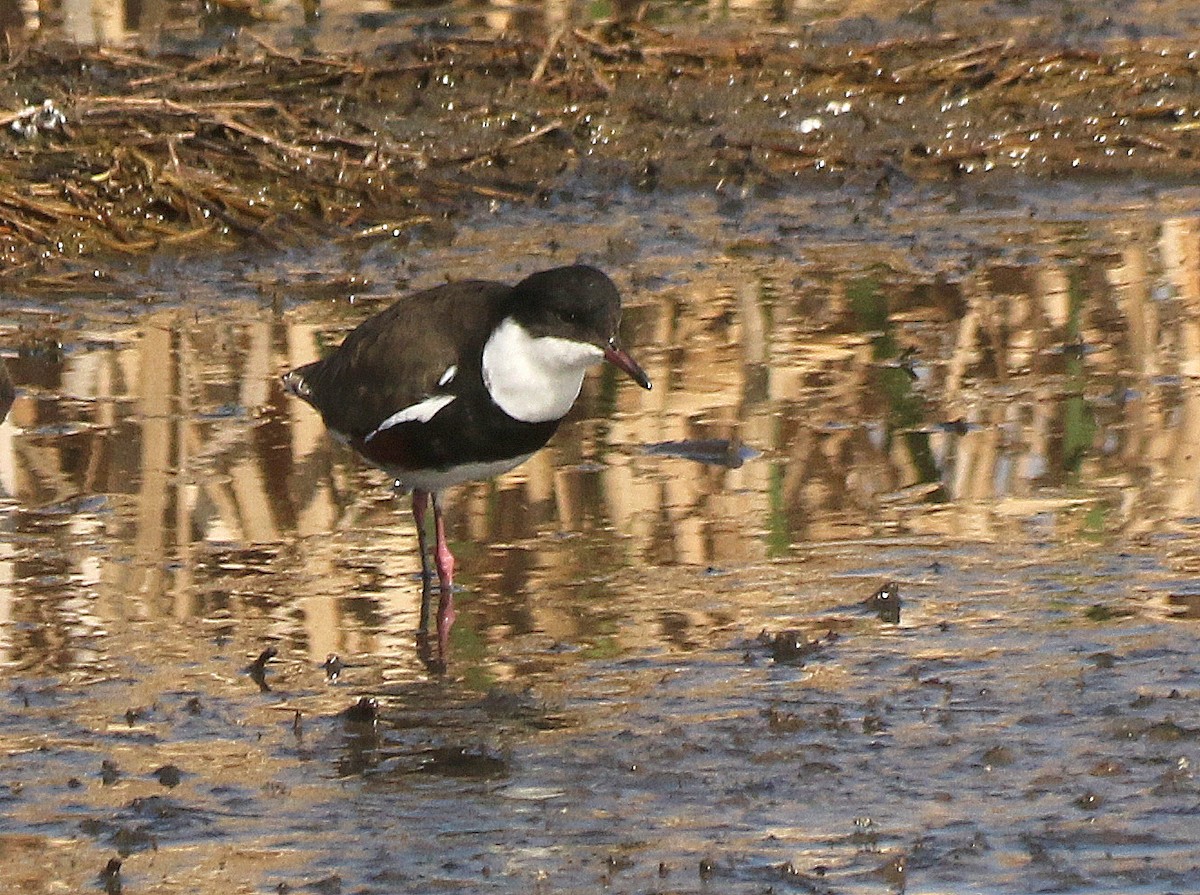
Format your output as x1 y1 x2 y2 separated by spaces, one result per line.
1 29 1198 280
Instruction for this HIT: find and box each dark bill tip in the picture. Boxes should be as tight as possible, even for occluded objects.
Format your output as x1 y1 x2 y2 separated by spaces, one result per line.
604 341 652 390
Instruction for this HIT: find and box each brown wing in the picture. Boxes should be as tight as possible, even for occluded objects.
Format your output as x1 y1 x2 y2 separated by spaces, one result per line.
285 280 511 439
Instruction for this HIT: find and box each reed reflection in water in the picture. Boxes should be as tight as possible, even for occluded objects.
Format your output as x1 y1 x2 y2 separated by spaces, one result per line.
2 208 1200 671
13 0 809 49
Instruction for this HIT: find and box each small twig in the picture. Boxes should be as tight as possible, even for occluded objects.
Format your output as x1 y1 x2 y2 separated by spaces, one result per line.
82 96 275 116
246 32 304 64
95 48 176 71
212 114 338 164
426 177 539 203
531 25 567 83
1116 132 1177 154
446 118 566 168
127 52 230 88
349 216 434 240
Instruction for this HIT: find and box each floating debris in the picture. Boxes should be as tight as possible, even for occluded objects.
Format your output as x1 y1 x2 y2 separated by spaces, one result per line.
98 856 122 895
7 99 67 139
643 438 760 468
864 580 902 624
1166 592 1200 619
322 653 344 682
883 345 920 380
151 765 182 788
874 854 907 888
1084 603 1136 622
341 696 379 725
247 645 278 692
416 745 508 779
757 628 837 665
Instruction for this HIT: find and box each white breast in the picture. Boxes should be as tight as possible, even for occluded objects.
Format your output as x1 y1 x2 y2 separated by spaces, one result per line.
481 317 604 423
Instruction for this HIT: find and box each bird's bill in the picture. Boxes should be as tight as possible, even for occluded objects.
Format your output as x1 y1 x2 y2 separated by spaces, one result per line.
603 340 652 390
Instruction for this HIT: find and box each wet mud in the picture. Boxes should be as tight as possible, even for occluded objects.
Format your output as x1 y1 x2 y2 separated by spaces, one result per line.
5 181 1200 892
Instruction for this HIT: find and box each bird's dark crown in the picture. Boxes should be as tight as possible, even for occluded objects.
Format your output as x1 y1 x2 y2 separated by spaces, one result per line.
506 264 622 346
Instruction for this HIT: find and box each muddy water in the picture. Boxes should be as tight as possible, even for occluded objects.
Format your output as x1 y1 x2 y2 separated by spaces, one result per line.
4 181 1200 893
32 0 1200 52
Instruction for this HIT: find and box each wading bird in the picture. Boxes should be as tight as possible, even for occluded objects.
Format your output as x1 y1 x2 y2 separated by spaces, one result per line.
284 264 651 667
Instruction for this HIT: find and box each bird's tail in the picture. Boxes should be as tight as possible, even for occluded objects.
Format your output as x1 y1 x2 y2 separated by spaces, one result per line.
281 367 313 400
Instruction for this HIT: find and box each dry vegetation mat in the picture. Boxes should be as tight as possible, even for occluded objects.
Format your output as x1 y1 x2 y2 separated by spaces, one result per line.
1 27 1198 282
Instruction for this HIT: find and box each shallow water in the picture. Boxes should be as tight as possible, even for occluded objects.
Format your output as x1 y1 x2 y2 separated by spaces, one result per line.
4 180 1200 892
27 0 1200 51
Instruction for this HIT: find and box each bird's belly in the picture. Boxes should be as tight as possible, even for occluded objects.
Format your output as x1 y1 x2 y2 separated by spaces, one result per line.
389 452 535 493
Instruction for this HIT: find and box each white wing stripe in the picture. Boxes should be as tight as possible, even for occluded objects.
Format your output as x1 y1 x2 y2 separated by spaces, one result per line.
365 394 455 441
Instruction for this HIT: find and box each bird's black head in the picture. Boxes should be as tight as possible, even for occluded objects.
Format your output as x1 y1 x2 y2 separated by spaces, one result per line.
508 264 652 390
509 264 622 344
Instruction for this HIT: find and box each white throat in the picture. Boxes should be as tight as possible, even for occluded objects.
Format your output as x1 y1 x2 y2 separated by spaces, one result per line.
481 317 604 423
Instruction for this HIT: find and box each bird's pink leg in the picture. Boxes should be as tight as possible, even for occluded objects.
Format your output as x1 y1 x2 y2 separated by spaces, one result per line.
412 489 439 668
431 491 457 657
411 489 433 588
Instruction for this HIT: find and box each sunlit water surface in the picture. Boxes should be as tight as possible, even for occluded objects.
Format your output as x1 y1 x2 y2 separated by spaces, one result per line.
21 0 1199 52
4 181 1200 892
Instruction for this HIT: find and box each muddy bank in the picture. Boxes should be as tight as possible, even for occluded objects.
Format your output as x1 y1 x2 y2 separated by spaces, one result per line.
3 25 1200 282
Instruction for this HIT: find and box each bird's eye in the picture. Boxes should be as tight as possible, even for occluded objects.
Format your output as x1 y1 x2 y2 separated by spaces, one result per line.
556 308 578 324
